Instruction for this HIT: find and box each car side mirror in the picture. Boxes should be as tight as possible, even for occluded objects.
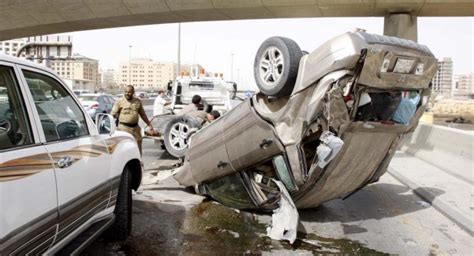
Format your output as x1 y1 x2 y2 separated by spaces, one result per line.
96 113 116 135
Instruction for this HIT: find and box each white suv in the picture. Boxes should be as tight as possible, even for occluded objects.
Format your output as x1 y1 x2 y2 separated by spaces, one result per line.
0 54 142 255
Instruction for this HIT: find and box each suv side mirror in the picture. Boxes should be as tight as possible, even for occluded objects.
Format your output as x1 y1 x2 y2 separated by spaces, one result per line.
96 113 116 135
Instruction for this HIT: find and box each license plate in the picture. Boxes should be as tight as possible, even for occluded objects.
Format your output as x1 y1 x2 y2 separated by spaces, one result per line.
393 58 415 74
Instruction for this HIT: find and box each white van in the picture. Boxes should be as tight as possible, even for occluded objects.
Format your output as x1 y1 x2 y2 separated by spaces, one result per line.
170 76 232 114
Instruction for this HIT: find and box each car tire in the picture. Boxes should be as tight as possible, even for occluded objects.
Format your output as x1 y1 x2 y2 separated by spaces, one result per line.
163 116 202 158
253 36 302 98
105 167 132 241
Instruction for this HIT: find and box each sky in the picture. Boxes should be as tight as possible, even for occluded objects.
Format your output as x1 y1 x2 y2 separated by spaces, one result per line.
69 17 473 91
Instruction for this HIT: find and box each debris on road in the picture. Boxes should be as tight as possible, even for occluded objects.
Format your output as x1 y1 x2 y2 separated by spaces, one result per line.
266 180 299 244
416 200 431 208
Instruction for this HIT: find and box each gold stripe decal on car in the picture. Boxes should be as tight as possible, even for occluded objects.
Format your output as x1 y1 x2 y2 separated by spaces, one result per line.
0 137 133 182
104 136 135 154
0 154 52 182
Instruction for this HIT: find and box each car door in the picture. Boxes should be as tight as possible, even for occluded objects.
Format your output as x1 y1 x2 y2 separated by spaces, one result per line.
0 63 58 255
185 115 233 183
19 67 114 243
223 100 284 171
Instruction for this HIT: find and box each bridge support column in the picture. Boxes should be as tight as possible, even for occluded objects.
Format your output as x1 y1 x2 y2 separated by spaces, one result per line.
383 13 417 42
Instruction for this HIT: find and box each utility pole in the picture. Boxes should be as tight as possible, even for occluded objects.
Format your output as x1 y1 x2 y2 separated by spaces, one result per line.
177 23 181 79
128 45 132 85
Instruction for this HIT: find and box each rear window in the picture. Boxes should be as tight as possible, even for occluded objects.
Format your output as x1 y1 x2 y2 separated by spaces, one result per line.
189 82 214 90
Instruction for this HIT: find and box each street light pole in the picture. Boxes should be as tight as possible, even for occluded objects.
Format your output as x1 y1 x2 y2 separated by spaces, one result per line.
128 45 132 85
177 23 181 79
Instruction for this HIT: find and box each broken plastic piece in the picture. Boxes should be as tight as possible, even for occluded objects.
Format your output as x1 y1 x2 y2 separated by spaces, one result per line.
266 180 298 244
316 131 344 168
358 92 371 107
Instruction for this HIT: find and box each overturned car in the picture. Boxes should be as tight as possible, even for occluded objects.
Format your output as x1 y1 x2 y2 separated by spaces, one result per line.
173 31 437 212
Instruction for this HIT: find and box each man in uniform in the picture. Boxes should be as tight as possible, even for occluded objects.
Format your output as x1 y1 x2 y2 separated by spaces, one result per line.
111 85 153 155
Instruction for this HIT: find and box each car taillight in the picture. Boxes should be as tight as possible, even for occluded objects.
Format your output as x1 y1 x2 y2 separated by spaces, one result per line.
91 103 99 109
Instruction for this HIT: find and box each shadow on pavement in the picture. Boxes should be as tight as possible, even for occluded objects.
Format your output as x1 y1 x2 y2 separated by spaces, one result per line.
299 183 445 224
83 200 186 256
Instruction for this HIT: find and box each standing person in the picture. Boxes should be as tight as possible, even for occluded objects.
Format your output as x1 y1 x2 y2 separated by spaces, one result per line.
111 85 154 155
180 94 201 114
153 90 171 116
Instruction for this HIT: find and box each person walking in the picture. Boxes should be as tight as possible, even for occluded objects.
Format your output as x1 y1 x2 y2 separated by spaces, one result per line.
153 90 171 116
111 85 153 155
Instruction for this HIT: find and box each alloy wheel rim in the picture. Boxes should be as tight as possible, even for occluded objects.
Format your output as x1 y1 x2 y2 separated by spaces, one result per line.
258 46 284 89
169 122 190 150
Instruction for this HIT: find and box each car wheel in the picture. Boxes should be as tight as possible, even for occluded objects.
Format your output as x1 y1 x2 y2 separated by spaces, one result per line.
253 36 302 98
106 167 132 241
163 116 202 158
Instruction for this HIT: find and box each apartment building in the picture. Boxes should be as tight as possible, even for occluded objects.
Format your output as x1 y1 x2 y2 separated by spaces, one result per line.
432 57 454 96
0 39 26 57
50 54 99 92
116 58 175 90
454 73 474 99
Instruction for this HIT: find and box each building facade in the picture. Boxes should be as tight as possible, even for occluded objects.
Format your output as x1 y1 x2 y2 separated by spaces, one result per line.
0 34 73 67
0 39 26 57
432 57 453 96
50 54 99 92
454 73 474 99
100 69 117 91
116 58 176 90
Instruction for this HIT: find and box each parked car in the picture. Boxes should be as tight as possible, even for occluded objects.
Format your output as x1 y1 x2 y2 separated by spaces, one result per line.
73 89 91 96
135 91 149 100
78 93 115 120
173 31 437 211
0 54 142 255
114 93 123 100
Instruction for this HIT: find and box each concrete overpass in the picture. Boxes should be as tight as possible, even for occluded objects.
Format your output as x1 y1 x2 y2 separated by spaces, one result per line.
0 0 473 42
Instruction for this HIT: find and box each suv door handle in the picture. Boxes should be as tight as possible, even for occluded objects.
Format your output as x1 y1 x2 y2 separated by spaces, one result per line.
259 138 273 149
56 156 74 169
217 161 228 169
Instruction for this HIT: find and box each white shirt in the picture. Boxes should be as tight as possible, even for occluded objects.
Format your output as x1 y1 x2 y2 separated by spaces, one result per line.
153 95 167 116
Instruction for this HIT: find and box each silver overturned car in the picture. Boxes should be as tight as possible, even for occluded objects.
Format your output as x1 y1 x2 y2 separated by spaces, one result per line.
173 31 437 212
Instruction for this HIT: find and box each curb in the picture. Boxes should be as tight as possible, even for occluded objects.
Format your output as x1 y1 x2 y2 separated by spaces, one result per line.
388 167 474 236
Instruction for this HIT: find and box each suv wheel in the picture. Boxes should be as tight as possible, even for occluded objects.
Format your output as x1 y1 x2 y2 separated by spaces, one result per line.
164 116 202 158
253 37 302 98
106 167 132 241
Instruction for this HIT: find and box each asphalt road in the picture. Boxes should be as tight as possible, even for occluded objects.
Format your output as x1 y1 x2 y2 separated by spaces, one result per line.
83 138 473 255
